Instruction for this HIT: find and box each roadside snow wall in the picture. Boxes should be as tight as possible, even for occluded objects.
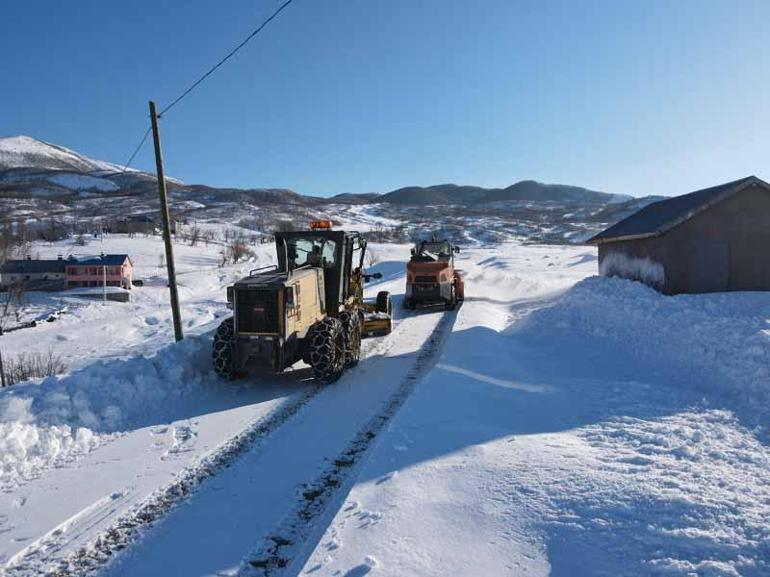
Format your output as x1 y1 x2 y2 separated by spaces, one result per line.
0 336 213 491
515 276 770 418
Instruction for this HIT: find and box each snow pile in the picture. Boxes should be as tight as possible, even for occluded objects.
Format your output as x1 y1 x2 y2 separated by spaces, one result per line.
0 335 214 491
516 276 770 411
599 251 665 287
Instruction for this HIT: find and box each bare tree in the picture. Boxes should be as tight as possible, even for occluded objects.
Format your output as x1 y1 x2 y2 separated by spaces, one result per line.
188 226 201 247
0 281 25 334
227 237 251 264
366 248 380 268
2 350 67 387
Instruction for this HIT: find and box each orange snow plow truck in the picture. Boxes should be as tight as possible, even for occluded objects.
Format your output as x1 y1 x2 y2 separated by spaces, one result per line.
404 238 464 310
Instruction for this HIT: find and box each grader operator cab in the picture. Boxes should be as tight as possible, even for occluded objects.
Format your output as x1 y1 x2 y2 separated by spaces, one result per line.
213 221 393 383
404 238 464 310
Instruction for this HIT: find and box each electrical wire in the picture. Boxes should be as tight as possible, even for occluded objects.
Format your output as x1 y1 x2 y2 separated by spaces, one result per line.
120 126 151 173
159 0 294 118
118 0 295 172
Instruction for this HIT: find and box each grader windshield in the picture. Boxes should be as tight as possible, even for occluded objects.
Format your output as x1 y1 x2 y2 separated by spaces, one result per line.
285 236 338 271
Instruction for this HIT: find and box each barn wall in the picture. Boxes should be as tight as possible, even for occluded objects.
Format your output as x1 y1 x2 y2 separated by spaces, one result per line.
663 183 770 292
598 183 770 294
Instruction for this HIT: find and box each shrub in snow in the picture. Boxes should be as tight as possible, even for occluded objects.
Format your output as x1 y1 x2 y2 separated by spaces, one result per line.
2 350 66 387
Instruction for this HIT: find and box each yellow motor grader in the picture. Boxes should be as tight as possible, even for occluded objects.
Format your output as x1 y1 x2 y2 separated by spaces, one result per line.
213 221 392 383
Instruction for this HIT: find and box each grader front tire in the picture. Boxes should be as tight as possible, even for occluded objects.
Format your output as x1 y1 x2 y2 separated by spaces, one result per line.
213 317 237 380
307 317 346 383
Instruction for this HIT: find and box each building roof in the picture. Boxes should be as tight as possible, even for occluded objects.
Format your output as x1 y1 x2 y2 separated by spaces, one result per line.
588 176 768 244
68 254 131 266
1 259 66 274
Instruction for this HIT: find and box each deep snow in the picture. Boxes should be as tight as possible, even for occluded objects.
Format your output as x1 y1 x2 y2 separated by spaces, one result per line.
0 237 768 577
300 246 770 577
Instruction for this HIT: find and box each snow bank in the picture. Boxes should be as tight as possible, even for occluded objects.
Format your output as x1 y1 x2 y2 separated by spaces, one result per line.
599 251 665 288
516 276 770 412
0 336 214 491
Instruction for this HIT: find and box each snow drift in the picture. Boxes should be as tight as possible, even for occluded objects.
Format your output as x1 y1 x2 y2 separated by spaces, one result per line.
0 336 214 491
515 276 770 417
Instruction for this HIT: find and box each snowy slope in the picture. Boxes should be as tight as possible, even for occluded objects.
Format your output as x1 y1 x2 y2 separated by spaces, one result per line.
0 136 131 173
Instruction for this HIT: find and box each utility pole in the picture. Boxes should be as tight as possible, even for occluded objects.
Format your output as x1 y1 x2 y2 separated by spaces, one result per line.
102 264 107 306
149 101 184 342
0 350 6 388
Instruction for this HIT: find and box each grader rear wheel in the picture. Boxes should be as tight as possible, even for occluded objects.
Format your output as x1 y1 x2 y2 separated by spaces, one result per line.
306 317 346 383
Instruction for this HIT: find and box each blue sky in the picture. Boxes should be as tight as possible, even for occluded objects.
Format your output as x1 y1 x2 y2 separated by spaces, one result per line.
3 0 770 197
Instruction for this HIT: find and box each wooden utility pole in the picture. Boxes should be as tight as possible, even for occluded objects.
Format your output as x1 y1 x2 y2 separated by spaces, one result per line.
149 101 184 342
0 350 6 388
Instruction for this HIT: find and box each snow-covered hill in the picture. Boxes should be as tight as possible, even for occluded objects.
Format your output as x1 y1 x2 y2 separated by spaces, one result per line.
0 135 130 173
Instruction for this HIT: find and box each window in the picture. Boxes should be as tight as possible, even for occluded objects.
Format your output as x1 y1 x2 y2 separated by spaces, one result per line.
286 237 337 270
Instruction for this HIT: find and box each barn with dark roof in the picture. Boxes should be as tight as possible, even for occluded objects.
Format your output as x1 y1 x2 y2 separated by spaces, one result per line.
587 176 770 294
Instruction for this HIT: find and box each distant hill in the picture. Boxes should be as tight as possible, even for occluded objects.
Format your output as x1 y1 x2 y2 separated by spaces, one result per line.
380 184 490 205
378 180 630 206
485 180 629 204
0 135 131 173
328 192 382 204
0 135 634 217
377 180 631 205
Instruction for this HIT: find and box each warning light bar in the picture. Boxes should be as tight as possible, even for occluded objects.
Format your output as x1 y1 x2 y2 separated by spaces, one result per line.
310 220 333 230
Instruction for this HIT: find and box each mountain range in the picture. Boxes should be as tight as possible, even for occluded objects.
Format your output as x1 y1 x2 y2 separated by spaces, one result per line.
0 135 631 207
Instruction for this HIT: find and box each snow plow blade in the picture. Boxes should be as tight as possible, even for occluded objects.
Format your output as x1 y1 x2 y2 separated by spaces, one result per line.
362 314 392 337
361 293 393 337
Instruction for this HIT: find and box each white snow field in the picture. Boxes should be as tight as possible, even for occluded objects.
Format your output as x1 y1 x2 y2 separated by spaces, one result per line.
0 237 768 577
299 246 770 577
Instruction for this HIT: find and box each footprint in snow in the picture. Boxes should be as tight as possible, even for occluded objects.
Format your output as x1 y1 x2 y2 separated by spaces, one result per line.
161 425 197 460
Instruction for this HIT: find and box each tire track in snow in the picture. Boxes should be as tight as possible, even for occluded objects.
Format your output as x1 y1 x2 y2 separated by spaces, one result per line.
241 307 458 576
4 301 421 577
3 385 321 577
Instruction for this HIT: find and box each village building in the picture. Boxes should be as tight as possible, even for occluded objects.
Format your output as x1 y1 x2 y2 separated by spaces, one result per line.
65 254 133 289
109 214 157 235
588 175 770 294
0 257 66 290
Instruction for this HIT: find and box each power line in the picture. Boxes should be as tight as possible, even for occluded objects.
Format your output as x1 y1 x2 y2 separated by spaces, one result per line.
159 0 294 117
119 0 295 172
121 126 151 173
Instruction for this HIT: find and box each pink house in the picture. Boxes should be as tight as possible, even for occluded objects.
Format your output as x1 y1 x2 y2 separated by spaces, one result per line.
65 254 133 289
